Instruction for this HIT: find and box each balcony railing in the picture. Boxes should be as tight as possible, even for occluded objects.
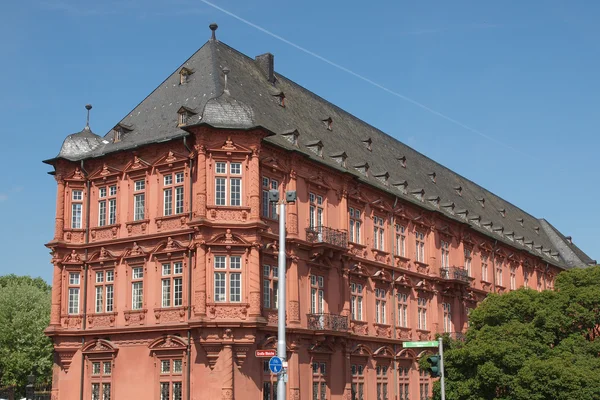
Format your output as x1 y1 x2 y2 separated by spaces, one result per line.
440 266 470 283
307 313 349 332
306 226 348 248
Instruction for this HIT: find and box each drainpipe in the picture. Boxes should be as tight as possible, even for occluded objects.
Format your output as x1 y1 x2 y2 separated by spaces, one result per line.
79 159 91 400
183 137 193 400
491 240 498 293
187 330 192 400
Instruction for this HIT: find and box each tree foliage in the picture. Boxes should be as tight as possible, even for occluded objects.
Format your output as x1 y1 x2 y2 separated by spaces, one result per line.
0 274 53 394
435 266 600 400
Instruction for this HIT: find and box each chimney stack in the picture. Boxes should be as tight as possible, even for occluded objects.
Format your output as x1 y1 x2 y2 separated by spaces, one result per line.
255 53 275 83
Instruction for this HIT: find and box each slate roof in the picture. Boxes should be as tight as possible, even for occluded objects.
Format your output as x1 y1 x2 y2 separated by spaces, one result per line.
46 28 594 269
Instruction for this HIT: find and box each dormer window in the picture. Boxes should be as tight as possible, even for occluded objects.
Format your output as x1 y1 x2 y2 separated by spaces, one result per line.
441 202 455 215
353 162 369 176
428 172 436 183
517 218 524 226
469 215 481 226
493 226 504 236
179 67 193 84
306 140 323 157
330 152 347 168
361 137 372 151
373 171 389 185
276 92 286 107
454 186 462 196
483 221 493 231
112 123 132 143
177 106 197 127
322 117 332 131
410 188 424 201
477 197 485 208
505 232 514 241
282 129 299 146
397 156 407 168
534 227 540 234
499 208 506 217
516 236 524 245
456 209 468 220
525 240 533 249
393 181 408 194
551 252 560 261
427 196 440 208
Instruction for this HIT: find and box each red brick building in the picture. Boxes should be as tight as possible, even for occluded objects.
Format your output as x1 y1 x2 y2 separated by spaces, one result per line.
44 24 594 400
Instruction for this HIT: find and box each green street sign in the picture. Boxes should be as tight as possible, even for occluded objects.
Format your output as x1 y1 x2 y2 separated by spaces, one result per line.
403 341 439 348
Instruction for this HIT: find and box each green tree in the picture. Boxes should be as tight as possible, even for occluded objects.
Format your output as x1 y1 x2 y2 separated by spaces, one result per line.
0 274 53 395
432 266 600 400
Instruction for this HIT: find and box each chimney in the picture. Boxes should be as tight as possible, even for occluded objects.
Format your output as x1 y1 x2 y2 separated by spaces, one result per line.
255 53 275 83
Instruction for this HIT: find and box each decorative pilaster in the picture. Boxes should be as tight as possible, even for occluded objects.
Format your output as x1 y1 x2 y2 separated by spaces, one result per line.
195 145 207 218
54 175 65 240
287 169 298 235
221 344 234 400
248 146 260 220
194 243 207 316
288 253 300 325
50 262 62 326
248 244 261 317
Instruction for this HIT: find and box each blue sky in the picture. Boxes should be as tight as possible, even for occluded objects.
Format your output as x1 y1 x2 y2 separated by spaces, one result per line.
0 0 597 282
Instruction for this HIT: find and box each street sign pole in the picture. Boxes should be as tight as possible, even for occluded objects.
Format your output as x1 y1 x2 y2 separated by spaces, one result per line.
277 201 287 400
439 339 446 400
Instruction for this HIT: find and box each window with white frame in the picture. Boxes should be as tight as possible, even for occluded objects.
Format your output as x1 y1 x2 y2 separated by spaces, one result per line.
309 193 324 230
68 272 80 314
262 264 278 309
464 248 472 277
131 266 144 310
375 288 387 324
351 364 365 400
161 261 183 307
349 207 362 244
442 302 452 333
214 255 242 302
537 274 542 291
98 185 117 227
373 216 385 251
71 189 83 229
417 297 427 330
481 255 489 282
159 357 183 400
312 362 328 400
350 282 364 321
397 292 408 328
163 172 185 216
95 270 114 314
510 266 516 290
133 179 145 221
395 224 406 257
415 231 425 263
496 260 504 287
523 270 529 288
419 370 430 400
310 275 325 314
261 176 279 219
376 364 389 400
441 240 450 270
398 365 410 400
215 161 242 206
90 360 112 400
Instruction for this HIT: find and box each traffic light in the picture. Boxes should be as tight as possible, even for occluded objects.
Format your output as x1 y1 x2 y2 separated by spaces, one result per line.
426 354 441 378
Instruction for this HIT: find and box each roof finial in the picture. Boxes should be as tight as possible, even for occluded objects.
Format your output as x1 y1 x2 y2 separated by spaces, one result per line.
85 104 92 131
209 23 218 41
222 66 230 93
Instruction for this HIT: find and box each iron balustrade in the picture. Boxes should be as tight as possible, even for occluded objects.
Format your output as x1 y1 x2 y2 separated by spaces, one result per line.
305 226 348 248
440 266 470 283
307 313 349 332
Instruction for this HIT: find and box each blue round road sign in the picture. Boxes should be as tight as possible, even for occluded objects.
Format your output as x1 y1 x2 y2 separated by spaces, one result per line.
269 356 283 374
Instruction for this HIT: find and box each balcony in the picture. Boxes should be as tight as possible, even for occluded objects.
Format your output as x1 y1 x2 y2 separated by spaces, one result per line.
307 313 349 332
306 226 348 248
440 266 470 284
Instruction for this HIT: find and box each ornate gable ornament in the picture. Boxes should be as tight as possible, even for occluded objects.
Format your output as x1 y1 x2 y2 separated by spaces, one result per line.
347 262 369 278
307 170 331 191
437 224 457 239
87 247 118 267
372 269 392 283
461 232 476 247
349 343 373 359
88 163 122 182
260 155 289 174
121 242 148 263
124 155 151 175
82 339 118 356
479 241 494 254
393 204 409 222
412 212 434 230
394 274 413 288
415 279 435 293
149 335 188 354
205 229 251 250
207 136 253 156
65 167 85 182
151 237 188 260
153 150 190 171
370 197 393 213
396 348 418 359
347 183 369 205
62 250 83 265
308 340 334 354
373 346 395 360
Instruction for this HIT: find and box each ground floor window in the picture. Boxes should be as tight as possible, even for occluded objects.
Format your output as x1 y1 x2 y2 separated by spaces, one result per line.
351 363 365 400
262 360 278 400
419 370 430 400
312 361 327 400
398 365 410 400
160 382 182 400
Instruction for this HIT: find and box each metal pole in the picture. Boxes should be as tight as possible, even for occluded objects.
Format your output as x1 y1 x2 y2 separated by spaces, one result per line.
277 202 287 400
439 338 446 400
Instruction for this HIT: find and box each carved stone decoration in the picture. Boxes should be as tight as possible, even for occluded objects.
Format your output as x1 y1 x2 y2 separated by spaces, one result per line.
289 389 300 400
288 300 300 322
266 310 278 325
343 388 353 400
248 291 261 316
123 309 147 326
91 227 118 242
234 346 249 369
351 320 369 336
61 315 82 329
375 325 392 338
207 304 249 320
203 346 221 370
87 313 117 328
396 327 412 340
194 290 207 315
55 350 77 372
418 331 430 341
154 308 187 324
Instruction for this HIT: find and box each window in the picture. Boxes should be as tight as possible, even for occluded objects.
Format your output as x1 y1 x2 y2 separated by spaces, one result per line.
68 272 80 314
397 293 408 328
481 255 489 282
496 260 503 287
464 248 472 277
415 231 425 263
133 179 145 221
309 193 324 230
510 266 516 290
90 360 112 400
95 270 114 313
215 161 242 206
442 303 452 333
350 283 364 321
159 358 183 400
162 262 183 307
131 267 144 310
214 256 242 302
163 173 185 216
312 362 327 400
375 288 387 324
263 265 279 309
419 370 430 400
537 274 542 291
376 365 389 400
417 297 427 330
441 240 450 270
398 366 410 400
310 275 325 314
98 185 117 226
351 364 365 400
71 190 83 229
349 207 362 244
373 216 385 251
261 177 279 219
262 360 278 400
524 270 529 288
395 224 406 257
